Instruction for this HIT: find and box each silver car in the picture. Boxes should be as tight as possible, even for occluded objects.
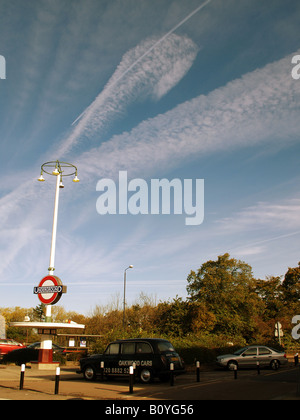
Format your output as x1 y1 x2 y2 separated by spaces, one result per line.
216 345 288 371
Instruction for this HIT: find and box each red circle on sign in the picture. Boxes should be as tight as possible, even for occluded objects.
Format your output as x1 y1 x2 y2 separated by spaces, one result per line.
36 275 62 305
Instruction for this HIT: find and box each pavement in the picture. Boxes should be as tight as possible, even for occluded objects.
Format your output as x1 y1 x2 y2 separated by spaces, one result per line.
0 362 300 401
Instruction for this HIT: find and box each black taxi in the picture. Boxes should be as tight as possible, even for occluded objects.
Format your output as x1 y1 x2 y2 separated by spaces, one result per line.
78 338 185 383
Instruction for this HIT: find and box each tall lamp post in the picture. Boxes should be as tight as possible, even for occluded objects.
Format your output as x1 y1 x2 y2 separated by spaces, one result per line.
38 160 80 322
123 265 133 328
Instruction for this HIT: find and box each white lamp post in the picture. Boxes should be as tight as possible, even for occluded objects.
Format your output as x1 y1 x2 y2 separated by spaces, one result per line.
38 160 80 322
123 265 133 328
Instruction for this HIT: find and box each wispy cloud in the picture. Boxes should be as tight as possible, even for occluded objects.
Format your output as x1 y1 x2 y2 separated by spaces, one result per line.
1 46 299 299
227 230 300 260
207 198 300 263
2 49 297 230
0 30 200 285
216 198 300 233
77 50 300 179
58 33 199 156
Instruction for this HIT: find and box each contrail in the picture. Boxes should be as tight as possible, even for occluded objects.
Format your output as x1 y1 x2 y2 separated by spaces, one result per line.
229 230 300 254
71 0 212 126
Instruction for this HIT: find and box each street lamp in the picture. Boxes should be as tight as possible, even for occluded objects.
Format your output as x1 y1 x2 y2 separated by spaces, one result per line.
38 160 79 321
123 265 133 328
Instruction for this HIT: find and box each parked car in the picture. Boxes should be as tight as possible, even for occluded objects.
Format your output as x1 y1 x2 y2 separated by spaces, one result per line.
216 345 288 371
0 339 24 358
2 342 66 365
78 338 185 383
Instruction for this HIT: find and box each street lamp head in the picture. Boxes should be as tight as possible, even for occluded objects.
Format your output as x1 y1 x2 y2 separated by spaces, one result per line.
73 169 80 182
38 161 80 184
52 161 60 176
59 175 64 189
129 265 133 268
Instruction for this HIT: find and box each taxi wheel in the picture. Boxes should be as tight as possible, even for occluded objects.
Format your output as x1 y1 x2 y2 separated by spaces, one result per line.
83 365 97 381
139 368 153 384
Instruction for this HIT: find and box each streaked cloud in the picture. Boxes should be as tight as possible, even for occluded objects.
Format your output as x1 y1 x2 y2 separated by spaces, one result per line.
77 51 300 179
59 34 199 156
1 50 299 284
216 198 300 233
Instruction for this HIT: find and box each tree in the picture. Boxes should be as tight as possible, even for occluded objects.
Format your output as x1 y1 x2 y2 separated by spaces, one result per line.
186 253 262 340
255 276 284 320
152 297 187 337
282 262 300 303
153 297 216 337
126 293 157 335
32 304 46 321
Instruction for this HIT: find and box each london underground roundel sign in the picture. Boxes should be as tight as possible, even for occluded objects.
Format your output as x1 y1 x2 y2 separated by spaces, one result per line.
33 275 67 305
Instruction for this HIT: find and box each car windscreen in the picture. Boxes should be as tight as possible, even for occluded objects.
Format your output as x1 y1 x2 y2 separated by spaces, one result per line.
28 343 40 348
233 347 248 355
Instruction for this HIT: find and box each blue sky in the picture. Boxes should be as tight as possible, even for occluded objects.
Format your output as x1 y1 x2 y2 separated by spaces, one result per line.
0 0 300 315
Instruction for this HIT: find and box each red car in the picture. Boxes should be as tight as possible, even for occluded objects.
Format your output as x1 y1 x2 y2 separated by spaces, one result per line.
0 339 25 358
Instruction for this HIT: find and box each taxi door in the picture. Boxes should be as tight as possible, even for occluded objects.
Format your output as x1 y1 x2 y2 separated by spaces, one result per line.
118 342 136 374
103 342 120 374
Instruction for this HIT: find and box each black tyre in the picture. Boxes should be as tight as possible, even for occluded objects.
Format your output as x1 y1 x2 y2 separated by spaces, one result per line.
83 365 97 381
270 359 280 370
139 368 153 384
227 360 238 371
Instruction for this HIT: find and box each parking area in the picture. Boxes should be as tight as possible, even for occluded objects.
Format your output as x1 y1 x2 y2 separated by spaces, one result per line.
1 362 300 401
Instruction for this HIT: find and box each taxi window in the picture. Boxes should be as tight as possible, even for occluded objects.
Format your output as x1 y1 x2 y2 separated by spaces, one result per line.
136 342 152 354
121 342 135 354
157 341 175 353
105 343 119 355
